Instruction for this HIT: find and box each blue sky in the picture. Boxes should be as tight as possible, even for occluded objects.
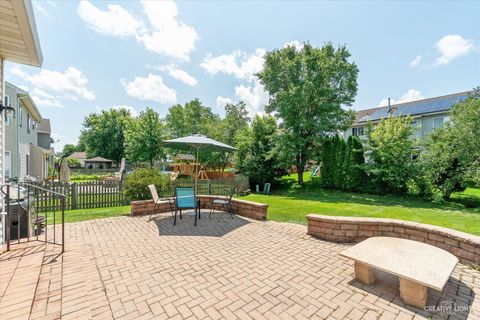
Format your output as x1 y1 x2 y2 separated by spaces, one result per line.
5 0 480 151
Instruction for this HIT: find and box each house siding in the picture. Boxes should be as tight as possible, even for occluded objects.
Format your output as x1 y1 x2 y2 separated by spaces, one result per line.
37 132 51 150
0 58 4 184
5 83 39 181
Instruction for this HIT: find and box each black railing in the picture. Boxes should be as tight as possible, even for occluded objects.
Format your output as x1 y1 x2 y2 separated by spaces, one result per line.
1 183 65 252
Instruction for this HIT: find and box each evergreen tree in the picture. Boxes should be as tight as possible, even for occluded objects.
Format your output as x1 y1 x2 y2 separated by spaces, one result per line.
346 136 366 191
320 138 336 188
333 136 346 189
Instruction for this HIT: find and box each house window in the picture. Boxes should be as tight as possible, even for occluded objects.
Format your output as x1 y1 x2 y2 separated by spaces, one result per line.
352 126 365 136
19 106 23 127
27 113 31 133
433 117 447 129
4 95 10 125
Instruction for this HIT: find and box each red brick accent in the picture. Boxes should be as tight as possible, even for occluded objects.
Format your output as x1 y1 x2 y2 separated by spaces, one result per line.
307 214 480 265
131 195 268 220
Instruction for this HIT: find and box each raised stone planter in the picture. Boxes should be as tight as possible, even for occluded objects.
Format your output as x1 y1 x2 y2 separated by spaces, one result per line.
131 195 268 220
307 214 480 265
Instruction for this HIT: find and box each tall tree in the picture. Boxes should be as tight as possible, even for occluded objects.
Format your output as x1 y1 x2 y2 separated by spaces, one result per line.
165 98 219 138
236 116 283 187
257 42 358 184
165 98 224 169
125 108 166 167
80 108 133 164
62 144 77 157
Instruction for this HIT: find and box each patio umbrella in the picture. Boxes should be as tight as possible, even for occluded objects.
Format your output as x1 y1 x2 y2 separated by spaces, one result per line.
162 134 237 199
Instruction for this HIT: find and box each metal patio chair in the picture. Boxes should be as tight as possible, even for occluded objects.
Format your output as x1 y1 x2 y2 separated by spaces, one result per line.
148 184 174 221
174 187 199 226
209 187 235 219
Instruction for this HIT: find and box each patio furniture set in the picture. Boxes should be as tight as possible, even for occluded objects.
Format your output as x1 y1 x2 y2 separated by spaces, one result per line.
148 184 235 226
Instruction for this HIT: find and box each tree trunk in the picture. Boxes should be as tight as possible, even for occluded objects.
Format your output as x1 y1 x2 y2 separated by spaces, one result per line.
297 165 304 185
296 151 307 185
150 159 154 168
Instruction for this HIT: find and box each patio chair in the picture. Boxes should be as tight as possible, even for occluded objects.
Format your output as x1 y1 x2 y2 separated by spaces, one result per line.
174 187 199 226
209 187 236 219
148 184 174 221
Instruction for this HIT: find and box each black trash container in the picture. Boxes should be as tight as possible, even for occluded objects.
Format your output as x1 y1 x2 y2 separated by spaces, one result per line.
8 204 29 240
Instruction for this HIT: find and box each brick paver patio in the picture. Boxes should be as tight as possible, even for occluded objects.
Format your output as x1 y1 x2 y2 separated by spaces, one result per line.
1 211 479 319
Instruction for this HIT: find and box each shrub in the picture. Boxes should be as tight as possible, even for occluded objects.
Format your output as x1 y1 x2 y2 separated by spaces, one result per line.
364 116 419 195
420 127 466 200
67 158 81 167
124 168 174 201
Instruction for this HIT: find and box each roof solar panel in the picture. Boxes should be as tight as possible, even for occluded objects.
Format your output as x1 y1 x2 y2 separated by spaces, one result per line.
358 92 470 123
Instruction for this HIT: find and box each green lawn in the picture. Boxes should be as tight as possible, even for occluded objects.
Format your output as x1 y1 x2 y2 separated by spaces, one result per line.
241 173 480 235
45 205 131 224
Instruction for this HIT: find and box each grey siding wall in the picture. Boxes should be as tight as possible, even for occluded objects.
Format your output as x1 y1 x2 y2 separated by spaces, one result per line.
421 112 450 139
0 58 3 184
4 84 40 180
37 132 51 150
4 85 17 180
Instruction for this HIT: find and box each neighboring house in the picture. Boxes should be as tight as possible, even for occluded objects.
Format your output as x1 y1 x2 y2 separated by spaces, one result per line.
84 157 113 170
37 119 54 150
35 119 55 179
344 91 472 141
67 151 87 167
4 82 51 181
1 0 43 184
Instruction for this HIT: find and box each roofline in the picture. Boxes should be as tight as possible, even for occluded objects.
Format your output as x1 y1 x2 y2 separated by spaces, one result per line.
5 81 42 121
9 0 43 67
376 90 473 109
356 109 452 125
18 92 42 122
354 90 474 124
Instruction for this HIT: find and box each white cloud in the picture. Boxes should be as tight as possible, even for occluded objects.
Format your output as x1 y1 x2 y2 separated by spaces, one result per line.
77 0 197 60
153 64 197 86
27 67 95 100
435 34 475 65
122 73 176 104
138 0 198 61
9 66 94 108
235 82 269 116
283 40 304 51
34 4 52 19
410 55 422 67
77 0 141 38
201 48 266 82
31 96 62 108
377 89 425 107
46 1 56 7
9 65 26 77
31 88 63 108
112 105 138 117
168 68 197 86
216 96 234 110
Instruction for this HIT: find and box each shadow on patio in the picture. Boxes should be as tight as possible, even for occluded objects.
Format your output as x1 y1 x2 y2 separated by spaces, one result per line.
151 210 250 237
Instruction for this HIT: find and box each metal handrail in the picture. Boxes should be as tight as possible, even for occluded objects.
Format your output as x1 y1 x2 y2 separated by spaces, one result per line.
1 183 66 253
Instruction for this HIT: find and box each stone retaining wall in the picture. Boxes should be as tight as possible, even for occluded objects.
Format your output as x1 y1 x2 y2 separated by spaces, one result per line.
131 195 268 220
307 214 480 265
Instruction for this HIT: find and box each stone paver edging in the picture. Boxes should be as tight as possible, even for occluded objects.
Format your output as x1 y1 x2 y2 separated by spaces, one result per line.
307 214 480 265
